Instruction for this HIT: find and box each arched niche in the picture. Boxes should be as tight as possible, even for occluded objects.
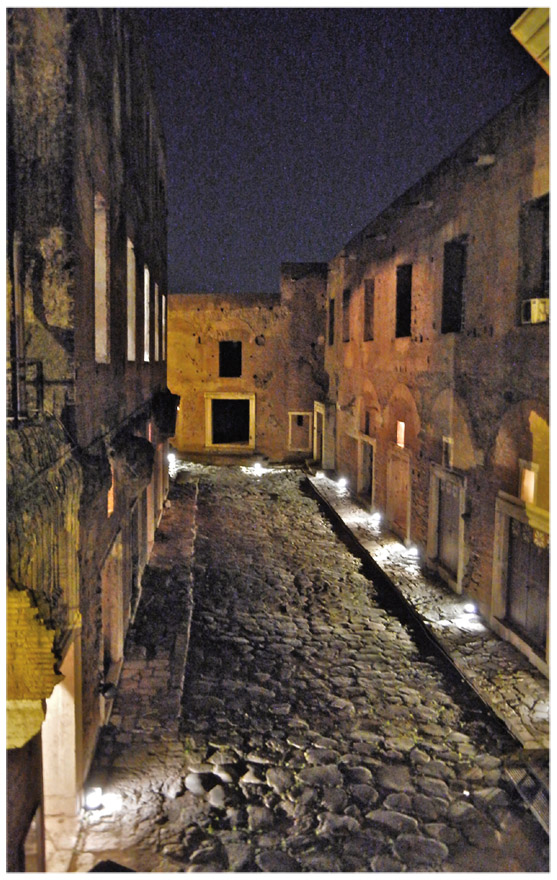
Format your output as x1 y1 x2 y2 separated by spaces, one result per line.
383 383 421 451
491 400 549 510
429 388 476 470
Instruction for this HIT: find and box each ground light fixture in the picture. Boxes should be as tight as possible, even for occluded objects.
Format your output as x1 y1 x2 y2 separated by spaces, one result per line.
463 603 477 614
167 452 175 465
337 477 348 491
85 787 103 810
406 545 420 558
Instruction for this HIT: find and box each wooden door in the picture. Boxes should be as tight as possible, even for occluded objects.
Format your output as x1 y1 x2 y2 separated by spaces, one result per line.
507 520 549 654
438 479 460 578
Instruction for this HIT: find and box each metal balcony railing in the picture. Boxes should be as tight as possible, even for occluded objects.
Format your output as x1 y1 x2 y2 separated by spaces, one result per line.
7 359 44 422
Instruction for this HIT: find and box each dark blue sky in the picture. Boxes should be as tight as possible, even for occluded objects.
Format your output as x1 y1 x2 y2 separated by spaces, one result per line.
141 8 540 294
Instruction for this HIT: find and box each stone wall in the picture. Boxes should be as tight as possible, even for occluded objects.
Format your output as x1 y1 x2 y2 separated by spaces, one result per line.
168 263 327 462
323 76 549 668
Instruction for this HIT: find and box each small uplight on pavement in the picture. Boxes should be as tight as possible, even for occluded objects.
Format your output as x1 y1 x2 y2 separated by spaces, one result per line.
253 462 263 476
370 512 382 525
337 477 348 491
406 546 420 558
315 471 325 479
85 787 103 810
167 452 175 465
463 603 477 614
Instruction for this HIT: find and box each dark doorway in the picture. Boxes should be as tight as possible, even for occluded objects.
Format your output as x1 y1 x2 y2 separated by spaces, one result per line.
212 398 250 444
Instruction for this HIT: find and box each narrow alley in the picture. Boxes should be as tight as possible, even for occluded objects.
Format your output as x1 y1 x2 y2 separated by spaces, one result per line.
70 463 549 873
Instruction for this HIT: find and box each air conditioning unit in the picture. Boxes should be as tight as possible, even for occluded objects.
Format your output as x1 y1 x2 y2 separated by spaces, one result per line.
521 298 549 325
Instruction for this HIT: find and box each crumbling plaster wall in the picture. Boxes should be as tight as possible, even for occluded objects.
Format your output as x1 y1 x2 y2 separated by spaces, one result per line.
324 77 549 614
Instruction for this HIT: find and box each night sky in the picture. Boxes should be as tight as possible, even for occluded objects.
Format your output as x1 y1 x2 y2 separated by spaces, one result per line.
140 7 540 295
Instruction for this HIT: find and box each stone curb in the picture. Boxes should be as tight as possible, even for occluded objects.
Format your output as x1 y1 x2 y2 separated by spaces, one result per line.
307 475 549 751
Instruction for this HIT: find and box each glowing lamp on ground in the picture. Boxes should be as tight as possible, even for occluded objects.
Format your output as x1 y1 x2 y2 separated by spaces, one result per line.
463 603 477 614
85 787 103 810
406 546 419 558
168 453 175 465
253 462 263 476
337 477 348 491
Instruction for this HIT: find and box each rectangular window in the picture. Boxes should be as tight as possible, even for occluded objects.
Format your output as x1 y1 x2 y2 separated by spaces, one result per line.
342 289 351 342
395 264 412 338
396 420 405 448
519 459 539 505
144 266 150 362
107 462 115 517
126 238 136 361
328 299 335 345
441 239 467 333
219 340 242 377
519 193 549 305
94 193 110 363
162 293 167 360
363 278 375 341
154 283 160 361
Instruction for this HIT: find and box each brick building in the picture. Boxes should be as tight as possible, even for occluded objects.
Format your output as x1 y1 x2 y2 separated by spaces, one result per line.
168 263 328 463
321 74 549 675
7 10 175 870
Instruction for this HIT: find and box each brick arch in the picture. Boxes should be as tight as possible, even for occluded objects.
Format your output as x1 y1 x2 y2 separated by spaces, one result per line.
490 399 549 508
383 383 421 450
429 388 476 470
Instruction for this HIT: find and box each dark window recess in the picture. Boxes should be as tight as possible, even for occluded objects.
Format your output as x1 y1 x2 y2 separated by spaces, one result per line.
342 289 351 342
328 300 335 345
441 240 467 333
296 414 304 427
212 398 250 444
363 278 375 341
518 193 549 304
219 340 242 377
395 264 412 338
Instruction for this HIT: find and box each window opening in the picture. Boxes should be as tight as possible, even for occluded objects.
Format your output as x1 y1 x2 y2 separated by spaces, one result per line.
395 264 412 338
519 459 538 505
94 193 110 363
143 266 150 362
363 278 375 341
219 341 242 377
342 289 351 342
442 436 454 468
107 462 115 517
162 293 167 360
396 420 405 448
154 283 160 361
126 238 136 361
441 239 467 333
518 194 549 311
328 298 335 345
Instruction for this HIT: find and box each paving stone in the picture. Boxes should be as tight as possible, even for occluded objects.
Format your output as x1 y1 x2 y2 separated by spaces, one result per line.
255 850 300 871
384 792 413 812
265 767 294 794
366 809 419 834
297 765 343 787
316 812 361 837
376 764 413 793
393 833 449 866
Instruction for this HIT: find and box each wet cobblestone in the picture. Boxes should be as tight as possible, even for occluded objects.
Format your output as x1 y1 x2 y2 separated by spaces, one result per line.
71 464 548 872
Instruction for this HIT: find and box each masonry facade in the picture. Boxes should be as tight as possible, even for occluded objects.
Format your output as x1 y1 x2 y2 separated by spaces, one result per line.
168 263 328 463
7 10 175 870
321 76 549 675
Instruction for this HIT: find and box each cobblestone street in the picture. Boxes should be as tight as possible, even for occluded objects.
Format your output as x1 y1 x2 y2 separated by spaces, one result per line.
71 464 549 872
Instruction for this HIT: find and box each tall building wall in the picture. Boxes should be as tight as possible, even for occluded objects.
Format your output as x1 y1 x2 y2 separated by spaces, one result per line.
323 76 549 673
168 263 328 462
7 9 174 869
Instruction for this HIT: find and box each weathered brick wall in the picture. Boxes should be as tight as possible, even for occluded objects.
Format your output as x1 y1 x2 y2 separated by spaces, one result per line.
324 77 549 621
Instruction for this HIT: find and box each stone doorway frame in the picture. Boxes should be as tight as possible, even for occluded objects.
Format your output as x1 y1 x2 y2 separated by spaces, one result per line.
204 392 256 451
357 435 376 508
